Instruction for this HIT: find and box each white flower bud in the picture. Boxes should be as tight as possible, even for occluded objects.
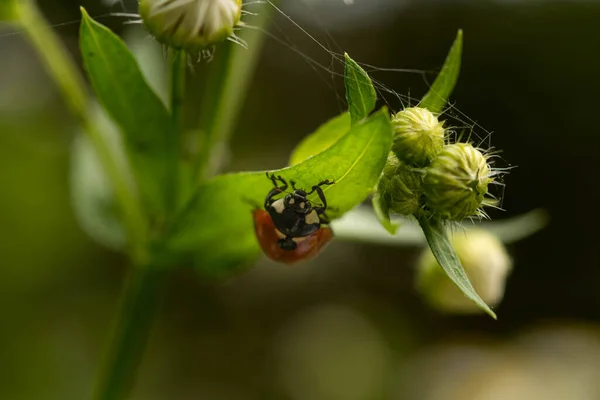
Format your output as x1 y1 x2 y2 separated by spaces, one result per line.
417 229 512 314
139 0 242 51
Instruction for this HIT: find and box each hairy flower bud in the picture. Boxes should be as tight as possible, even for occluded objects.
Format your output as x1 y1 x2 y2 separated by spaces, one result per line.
139 0 242 51
391 107 445 166
378 154 424 216
417 229 512 314
424 143 493 221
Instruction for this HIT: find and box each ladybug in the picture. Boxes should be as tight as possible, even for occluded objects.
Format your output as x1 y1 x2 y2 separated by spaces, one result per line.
253 172 335 264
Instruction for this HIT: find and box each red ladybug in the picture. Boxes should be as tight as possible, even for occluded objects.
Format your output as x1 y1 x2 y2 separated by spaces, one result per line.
253 173 334 264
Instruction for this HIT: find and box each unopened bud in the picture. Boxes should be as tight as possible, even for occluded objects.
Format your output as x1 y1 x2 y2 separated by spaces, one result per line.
139 0 242 51
424 143 493 221
378 153 424 216
391 107 445 166
417 229 512 314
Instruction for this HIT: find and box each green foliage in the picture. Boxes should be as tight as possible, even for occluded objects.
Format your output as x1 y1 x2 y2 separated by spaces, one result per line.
420 30 463 114
364 30 494 316
341 54 399 235
70 107 131 251
166 110 393 273
417 31 496 316
289 112 351 165
80 9 172 220
344 53 377 125
0 0 17 21
419 218 496 318
371 191 399 235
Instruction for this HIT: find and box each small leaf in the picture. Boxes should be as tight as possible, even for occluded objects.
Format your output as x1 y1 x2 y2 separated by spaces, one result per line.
420 30 463 114
345 53 377 125
80 8 171 218
289 112 351 165
418 217 497 319
371 192 399 235
166 109 393 272
71 106 133 251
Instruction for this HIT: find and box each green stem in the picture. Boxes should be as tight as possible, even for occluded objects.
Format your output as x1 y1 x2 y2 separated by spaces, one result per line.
93 266 165 400
17 0 147 259
168 50 187 214
193 2 274 181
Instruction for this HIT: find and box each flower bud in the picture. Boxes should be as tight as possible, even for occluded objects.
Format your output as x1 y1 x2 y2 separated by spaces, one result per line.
417 229 512 314
391 107 445 166
378 153 424 216
139 0 242 51
424 143 493 221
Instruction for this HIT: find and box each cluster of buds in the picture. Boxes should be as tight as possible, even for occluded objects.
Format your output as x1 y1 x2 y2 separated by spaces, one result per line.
379 107 508 314
380 106 497 221
139 0 243 52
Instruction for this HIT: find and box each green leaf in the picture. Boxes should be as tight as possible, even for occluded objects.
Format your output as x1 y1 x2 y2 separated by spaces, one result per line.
166 109 393 272
0 0 17 21
289 112 351 165
70 105 134 251
345 53 377 125
79 8 171 218
418 217 496 319
420 30 463 114
371 192 399 235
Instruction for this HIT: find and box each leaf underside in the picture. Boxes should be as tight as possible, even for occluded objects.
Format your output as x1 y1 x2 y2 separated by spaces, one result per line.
289 112 351 166
166 110 393 274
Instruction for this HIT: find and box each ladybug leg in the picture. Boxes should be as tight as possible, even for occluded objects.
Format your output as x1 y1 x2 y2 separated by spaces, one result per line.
307 179 334 197
264 188 283 209
309 185 329 212
319 212 331 224
265 173 289 209
266 171 278 187
315 179 335 188
266 172 288 190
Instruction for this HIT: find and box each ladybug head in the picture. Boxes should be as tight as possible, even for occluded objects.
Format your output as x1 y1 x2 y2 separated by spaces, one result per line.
284 189 312 213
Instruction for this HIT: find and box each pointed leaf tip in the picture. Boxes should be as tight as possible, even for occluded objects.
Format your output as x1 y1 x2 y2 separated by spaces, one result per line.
420 29 463 114
344 52 377 125
419 218 497 319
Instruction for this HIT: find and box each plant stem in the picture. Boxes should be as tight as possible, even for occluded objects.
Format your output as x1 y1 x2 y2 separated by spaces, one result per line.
93 266 165 400
193 1 275 181
17 0 147 259
168 50 187 214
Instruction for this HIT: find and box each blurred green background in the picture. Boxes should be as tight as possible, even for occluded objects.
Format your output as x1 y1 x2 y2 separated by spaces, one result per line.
2 0 600 399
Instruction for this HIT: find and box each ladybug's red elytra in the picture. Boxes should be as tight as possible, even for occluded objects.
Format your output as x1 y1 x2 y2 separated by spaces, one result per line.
253 173 335 264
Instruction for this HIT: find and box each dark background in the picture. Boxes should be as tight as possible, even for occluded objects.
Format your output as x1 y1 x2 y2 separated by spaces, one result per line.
1 0 599 398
